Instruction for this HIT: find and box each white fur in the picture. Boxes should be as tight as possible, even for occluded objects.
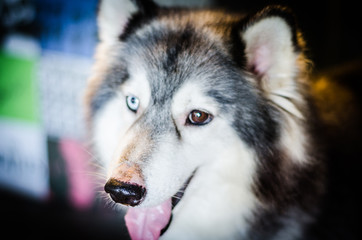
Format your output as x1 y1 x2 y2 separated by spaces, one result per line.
139 81 223 207
242 17 309 165
171 81 219 126
93 64 151 174
121 64 151 113
93 96 127 171
242 17 297 84
278 112 309 164
242 17 302 118
159 82 259 239
98 0 137 43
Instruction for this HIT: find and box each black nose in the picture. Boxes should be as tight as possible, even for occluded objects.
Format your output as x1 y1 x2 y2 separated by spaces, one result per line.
104 179 146 206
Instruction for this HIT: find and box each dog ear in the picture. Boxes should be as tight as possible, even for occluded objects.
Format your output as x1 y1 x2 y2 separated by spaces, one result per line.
98 0 158 43
240 6 307 95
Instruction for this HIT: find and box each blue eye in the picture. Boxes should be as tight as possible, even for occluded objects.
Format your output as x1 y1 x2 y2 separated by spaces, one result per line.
126 95 140 113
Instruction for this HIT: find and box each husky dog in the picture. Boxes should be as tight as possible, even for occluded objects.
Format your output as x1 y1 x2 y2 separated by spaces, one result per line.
84 0 328 239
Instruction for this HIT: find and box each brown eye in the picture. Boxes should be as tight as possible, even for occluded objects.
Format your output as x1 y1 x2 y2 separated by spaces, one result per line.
187 110 213 126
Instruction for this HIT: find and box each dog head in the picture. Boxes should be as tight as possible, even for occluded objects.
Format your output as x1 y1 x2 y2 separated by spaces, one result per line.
85 0 317 238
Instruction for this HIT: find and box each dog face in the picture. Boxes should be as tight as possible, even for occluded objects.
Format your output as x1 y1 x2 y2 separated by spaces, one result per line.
91 22 259 207
85 0 322 238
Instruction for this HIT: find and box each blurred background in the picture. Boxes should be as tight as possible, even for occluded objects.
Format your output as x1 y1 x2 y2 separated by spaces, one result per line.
0 0 361 239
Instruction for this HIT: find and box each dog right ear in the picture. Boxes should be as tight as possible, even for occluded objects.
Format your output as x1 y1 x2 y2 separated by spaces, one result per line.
98 0 158 43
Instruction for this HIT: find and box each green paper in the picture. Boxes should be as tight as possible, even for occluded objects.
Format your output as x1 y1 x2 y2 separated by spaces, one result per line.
0 52 39 122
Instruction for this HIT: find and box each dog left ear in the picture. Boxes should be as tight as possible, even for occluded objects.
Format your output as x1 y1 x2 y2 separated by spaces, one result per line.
240 6 306 95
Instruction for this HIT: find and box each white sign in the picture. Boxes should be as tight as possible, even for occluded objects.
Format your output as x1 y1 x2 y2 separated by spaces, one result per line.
0 118 49 199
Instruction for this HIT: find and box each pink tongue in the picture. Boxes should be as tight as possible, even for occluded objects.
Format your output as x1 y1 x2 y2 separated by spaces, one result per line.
125 199 172 240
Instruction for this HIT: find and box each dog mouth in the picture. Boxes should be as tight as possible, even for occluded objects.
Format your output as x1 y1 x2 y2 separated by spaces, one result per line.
124 172 195 240
171 173 195 209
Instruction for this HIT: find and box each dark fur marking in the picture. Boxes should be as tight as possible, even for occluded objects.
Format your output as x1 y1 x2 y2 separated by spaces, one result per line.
163 26 194 74
90 68 129 116
229 21 248 68
249 158 325 239
119 0 159 41
172 117 181 140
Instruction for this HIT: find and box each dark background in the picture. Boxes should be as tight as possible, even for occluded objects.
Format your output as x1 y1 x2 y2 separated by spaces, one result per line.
215 0 362 70
1 0 361 69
